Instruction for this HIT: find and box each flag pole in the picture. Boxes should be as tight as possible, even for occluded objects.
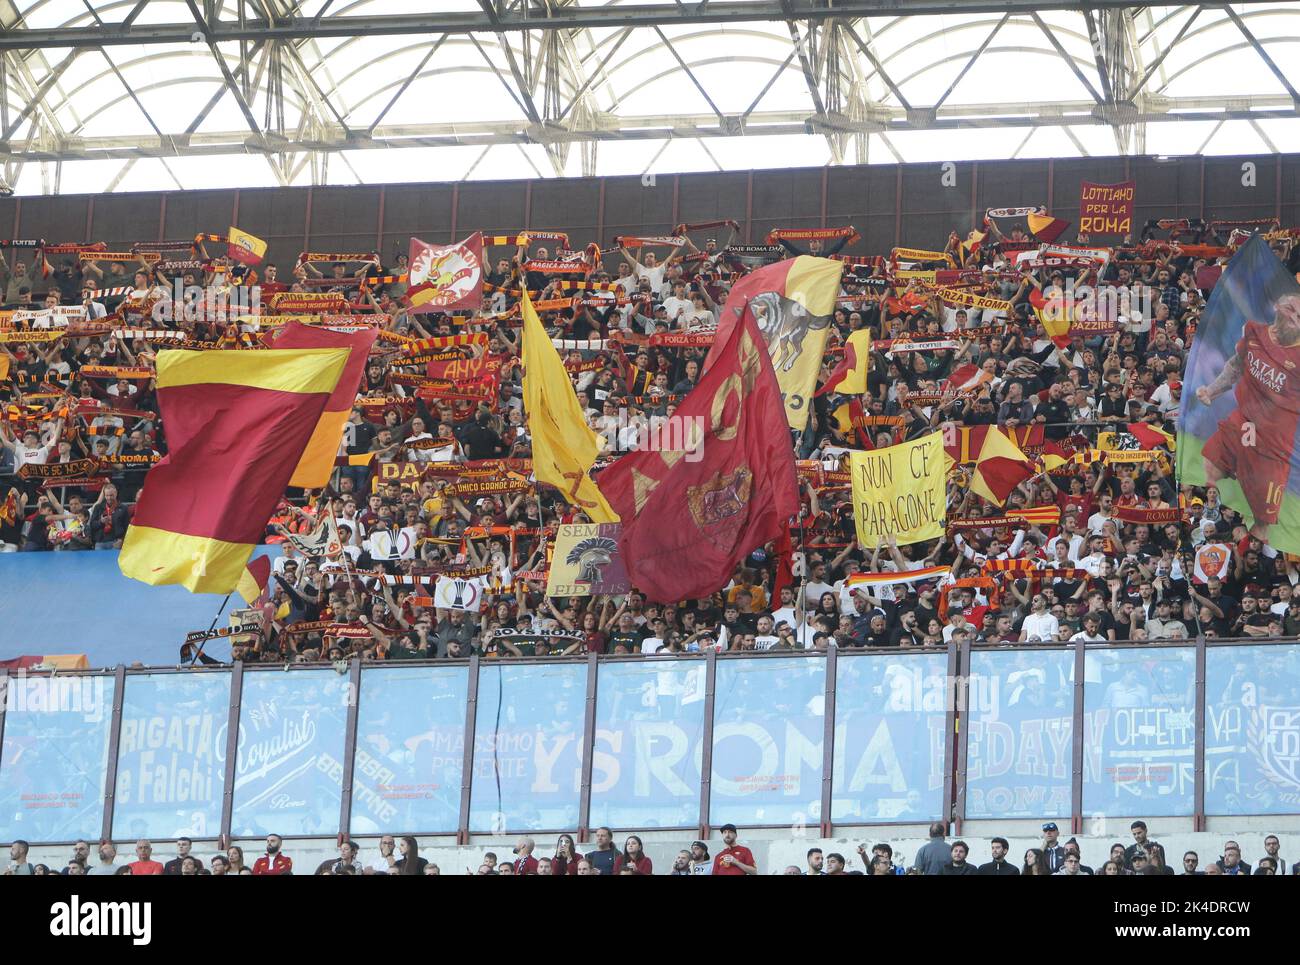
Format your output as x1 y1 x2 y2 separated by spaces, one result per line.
188 592 233 666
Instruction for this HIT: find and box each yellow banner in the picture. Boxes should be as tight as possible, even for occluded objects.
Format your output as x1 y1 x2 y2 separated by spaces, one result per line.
893 269 937 283
850 432 946 547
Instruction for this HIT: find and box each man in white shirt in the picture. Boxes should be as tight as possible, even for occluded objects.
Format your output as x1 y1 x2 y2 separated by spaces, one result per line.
0 417 63 470
365 835 400 875
1045 516 1086 562
1086 493 1117 534
1070 613 1109 643
661 280 693 326
1019 594 1060 642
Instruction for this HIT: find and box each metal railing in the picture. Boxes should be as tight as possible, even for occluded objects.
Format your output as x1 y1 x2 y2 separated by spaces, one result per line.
0 636 1296 846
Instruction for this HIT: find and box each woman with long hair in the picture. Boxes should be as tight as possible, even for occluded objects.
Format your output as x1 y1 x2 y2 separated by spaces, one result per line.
613 835 653 875
1022 848 1049 876
1100 861 1122 875
396 836 427 875
227 845 247 875
552 834 580 875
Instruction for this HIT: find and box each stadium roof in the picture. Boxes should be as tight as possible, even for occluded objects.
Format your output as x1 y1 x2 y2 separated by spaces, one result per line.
0 0 1298 194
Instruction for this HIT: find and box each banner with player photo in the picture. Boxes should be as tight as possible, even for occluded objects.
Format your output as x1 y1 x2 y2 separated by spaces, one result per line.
1178 234 1300 554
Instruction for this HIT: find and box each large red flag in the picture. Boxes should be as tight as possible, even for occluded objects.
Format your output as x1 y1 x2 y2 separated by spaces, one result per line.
597 307 799 602
407 232 484 313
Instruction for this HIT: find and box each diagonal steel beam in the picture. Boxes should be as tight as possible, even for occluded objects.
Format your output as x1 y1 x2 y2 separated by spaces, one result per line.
932 13 1007 112
1222 5 1300 105
1030 10 1104 105
1081 8 1115 104
1132 4 1200 96
840 20 912 111
478 0 542 125
1 48 79 140
652 25 724 121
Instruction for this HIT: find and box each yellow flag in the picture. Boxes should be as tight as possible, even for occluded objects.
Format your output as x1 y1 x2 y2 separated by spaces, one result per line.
521 289 619 523
227 225 267 265
849 432 946 547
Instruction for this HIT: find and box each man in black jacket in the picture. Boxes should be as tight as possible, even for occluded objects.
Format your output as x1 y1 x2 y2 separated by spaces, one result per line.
977 837 1020 875
940 841 979 876
1041 821 1067 873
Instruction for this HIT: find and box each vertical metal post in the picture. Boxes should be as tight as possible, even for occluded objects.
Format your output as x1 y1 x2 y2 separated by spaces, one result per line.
99 666 128 843
1070 641 1086 835
0 670 10 786
577 652 599 842
219 662 244 843
953 640 971 834
1046 158 1054 213
969 160 978 231
941 641 959 834
12 195 20 238
819 645 837 837
231 187 240 227
84 196 94 242
671 173 680 229
375 185 386 254
157 193 166 242
1194 637 1207 831
697 649 718 839
524 179 532 231
456 656 481 845
337 658 363 838
449 183 459 242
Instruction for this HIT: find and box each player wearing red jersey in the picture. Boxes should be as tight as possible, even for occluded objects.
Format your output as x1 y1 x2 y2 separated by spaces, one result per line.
1197 292 1300 542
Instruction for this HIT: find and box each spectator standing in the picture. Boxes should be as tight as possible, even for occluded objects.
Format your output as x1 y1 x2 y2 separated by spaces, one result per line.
128 839 164 875
911 822 952 875
252 834 293 875
712 824 757 875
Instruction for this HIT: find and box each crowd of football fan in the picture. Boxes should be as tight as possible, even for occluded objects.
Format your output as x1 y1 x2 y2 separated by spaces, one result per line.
2 218 1300 665
4 821 1294 874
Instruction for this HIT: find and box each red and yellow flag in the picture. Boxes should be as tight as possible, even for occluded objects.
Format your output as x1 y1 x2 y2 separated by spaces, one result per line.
270 321 379 488
599 303 799 602
118 347 350 594
706 255 843 431
817 328 871 396
227 226 267 266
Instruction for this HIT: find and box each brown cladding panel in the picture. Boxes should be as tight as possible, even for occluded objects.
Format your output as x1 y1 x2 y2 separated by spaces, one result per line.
162 190 236 240
676 172 748 227
975 160 1051 215
529 178 601 240
15 195 90 245
1202 155 1279 223
455 180 528 236
91 194 162 249
309 186 383 245
900 161 975 249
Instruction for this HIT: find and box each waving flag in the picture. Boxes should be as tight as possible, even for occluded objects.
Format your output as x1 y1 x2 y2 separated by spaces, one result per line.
118 347 350 594
407 232 484 313
707 255 843 430
227 226 267 266
599 304 798 602
969 427 1037 506
521 289 618 523
817 328 871 396
270 321 379 488
236 555 271 606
